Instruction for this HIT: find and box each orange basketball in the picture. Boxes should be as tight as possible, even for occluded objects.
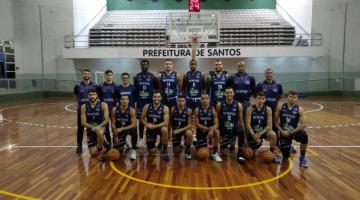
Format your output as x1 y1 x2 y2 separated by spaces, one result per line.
255 147 269 157
196 147 209 160
243 147 254 160
106 148 120 161
261 150 274 163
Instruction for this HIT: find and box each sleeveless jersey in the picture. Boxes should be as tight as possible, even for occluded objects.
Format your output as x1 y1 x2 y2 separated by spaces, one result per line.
185 71 202 98
98 82 116 111
198 106 214 127
220 100 239 130
160 71 178 99
210 72 226 102
85 101 104 126
280 103 300 131
147 103 164 125
74 81 96 109
115 106 131 128
172 106 188 130
250 105 268 132
135 72 155 103
117 84 136 108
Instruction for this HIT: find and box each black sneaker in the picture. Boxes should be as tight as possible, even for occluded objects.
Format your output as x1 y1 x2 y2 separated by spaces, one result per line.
161 151 170 161
76 146 82 153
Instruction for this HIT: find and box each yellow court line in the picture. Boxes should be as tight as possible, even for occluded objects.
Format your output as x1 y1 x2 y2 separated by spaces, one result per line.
307 148 319 156
0 190 41 200
110 158 293 190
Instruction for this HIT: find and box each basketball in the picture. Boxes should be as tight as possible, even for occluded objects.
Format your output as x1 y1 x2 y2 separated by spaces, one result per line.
260 150 274 163
106 148 120 161
243 147 254 160
196 147 209 160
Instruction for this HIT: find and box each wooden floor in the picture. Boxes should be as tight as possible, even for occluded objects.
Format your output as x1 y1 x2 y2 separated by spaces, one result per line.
1 97 360 200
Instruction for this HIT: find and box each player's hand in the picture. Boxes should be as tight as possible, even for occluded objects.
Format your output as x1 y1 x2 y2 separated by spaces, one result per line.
173 129 179 135
147 124 155 130
116 127 124 133
281 130 290 137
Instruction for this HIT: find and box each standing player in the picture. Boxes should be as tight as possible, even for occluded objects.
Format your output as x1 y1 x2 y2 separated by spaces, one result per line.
141 91 170 161
207 60 228 106
275 90 309 167
111 95 137 160
134 60 158 147
246 91 282 163
171 95 193 159
183 59 205 110
80 88 109 159
97 70 117 149
158 59 182 109
226 60 256 118
216 87 246 163
194 93 222 162
116 72 136 109
73 69 96 153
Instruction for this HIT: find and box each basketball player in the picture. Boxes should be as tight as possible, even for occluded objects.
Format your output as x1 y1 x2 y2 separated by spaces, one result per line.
183 59 205 110
226 60 256 118
141 91 170 161
171 95 193 159
116 72 136 109
134 60 158 147
246 91 282 163
194 93 222 162
80 88 109 159
206 60 228 106
158 59 182 109
73 68 96 153
111 95 137 160
97 70 116 149
216 87 246 163
274 90 309 167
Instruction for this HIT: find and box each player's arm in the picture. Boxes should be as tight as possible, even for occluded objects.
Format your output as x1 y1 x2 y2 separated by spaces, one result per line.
211 108 219 130
177 73 183 93
152 74 160 90
250 76 256 98
80 104 96 130
152 105 169 129
182 74 187 93
290 107 306 135
194 108 209 131
73 85 79 102
201 74 206 93
256 107 272 137
205 74 211 94
174 108 193 134
274 104 285 135
215 102 221 117
121 108 137 132
237 102 244 129
246 106 255 137
111 107 117 133
277 84 284 101
157 73 162 90
140 104 149 127
98 102 109 128
170 107 175 131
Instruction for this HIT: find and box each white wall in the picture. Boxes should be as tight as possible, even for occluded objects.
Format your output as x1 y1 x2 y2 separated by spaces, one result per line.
73 0 106 47
0 0 14 40
277 0 313 35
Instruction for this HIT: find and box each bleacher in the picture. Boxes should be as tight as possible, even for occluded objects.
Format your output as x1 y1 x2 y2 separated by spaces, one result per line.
89 9 295 47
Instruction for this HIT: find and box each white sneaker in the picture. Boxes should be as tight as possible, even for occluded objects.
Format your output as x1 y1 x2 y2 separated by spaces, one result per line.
138 139 145 148
212 152 223 162
130 149 137 160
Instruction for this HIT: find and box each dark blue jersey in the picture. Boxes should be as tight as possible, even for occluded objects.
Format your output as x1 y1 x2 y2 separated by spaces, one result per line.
198 106 214 127
220 100 240 130
185 71 202 98
115 105 131 128
250 105 268 133
73 81 96 109
171 106 188 129
134 72 156 103
279 103 300 131
210 72 227 103
147 103 164 125
256 80 283 110
85 101 104 126
97 82 116 111
160 71 178 99
227 73 255 102
116 84 136 108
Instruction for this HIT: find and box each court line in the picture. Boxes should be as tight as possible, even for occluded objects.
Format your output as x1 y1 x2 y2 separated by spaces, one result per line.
64 103 77 113
110 159 293 190
0 189 41 200
305 102 323 113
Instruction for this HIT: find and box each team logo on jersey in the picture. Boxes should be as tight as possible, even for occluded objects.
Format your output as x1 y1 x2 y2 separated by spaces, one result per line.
272 88 278 92
245 80 250 84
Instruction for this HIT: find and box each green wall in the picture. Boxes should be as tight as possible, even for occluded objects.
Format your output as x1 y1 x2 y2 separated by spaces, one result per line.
107 0 276 11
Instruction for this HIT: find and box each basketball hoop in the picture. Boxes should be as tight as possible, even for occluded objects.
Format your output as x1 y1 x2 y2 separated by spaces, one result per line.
189 34 201 49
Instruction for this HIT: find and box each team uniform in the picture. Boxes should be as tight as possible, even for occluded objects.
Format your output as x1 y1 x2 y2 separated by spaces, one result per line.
85 101 104 148
116 84 136 109
97 82 116 147
184 71 203 109
171 106 189 147
73 81 96 148
209 71 227 106
248 105 269 150
134 72 157 118
113 105 137 151
160 71 178 108
145 103 165 149
219 100 244 148
278 103 308 158
196 106 214 149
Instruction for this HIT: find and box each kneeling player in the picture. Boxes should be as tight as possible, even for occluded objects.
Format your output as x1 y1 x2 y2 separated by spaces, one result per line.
275 90 309 167
141 91 170 161
246 91 282 163
171 95 193 159
81 88 109 159
111 95 137 160
194 93 222 162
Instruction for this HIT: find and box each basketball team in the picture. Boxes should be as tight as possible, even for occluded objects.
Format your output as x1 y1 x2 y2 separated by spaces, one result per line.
73 59 309 167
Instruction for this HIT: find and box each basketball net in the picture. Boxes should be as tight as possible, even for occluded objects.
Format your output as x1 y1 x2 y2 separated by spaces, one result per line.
189 34 201 60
